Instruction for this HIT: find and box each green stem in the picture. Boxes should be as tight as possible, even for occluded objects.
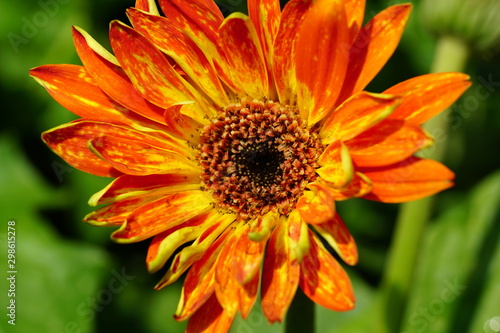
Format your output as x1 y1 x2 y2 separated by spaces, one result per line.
285 288 315 333
375 36 469 333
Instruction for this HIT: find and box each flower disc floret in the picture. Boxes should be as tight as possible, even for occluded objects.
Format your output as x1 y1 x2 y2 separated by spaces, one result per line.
199 99 322 219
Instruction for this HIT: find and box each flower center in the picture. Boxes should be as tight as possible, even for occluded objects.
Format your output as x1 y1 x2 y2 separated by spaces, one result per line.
199 99 322 219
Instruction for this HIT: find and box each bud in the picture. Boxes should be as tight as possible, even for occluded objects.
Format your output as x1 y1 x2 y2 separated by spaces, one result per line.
420 0 500 55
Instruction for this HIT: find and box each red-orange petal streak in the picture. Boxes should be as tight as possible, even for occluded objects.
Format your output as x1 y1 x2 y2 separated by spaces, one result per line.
347 119 433 167
185 293 234 333
261 220 300 323
176 226 233 321
219 13 268 99
111 190 212 243
337 4 412 104
385 72 472 124
88 136 197 176
295 0 349 125
312 213 358 265
299 232 355 311
109 20 195 110
273 0 313 105
215 225 260 319
361 157 455 203
72 27 166 124
297 184 336 225
320 91 402 144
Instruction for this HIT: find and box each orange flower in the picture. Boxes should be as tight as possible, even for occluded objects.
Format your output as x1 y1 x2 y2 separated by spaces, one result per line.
31 0 470 331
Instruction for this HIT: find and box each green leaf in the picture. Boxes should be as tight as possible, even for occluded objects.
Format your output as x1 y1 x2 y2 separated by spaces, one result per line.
400 170 500 333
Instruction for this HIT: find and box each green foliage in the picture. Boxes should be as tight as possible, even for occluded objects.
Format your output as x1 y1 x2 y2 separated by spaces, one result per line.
0 0 498 332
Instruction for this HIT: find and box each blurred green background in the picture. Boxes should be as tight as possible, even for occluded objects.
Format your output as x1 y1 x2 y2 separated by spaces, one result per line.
0 0 499 332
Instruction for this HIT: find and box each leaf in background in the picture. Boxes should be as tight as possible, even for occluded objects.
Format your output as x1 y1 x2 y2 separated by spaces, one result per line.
400 170 500 333
0 136 110 333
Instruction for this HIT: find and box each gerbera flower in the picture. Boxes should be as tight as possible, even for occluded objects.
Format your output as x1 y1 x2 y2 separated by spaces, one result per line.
31 0 471 331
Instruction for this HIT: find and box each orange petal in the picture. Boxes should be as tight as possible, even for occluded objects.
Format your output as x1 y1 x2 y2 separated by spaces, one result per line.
155 214 235 287
185 293 234 333
134 0 160 14
317 172 373 201
297 184 336 225
295 0 349 125
84 196 156 227
299 232 355 311
41 120 126 177
215 224 260 319
345 0 365 38
337 4 412 104
312 213 358 265
72 27 167 124
176 226 233 321
146 210 217 274
248 211 279 242
127 8 228 108
287 211 310 263
346 119 433 167
219 13 268 99
248 0 280 97
89 172 200 206
163 103 202 144
273 0 313 105
361 157 455 203
386 72 472 124
111 190 213 243
88 135 197 176
316 140 354 188
261 220 300 323
158 0 242 96
320 91 401 144
109 21 198 112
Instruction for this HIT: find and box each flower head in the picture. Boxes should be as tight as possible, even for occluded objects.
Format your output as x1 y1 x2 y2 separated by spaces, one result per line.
31 0 470 331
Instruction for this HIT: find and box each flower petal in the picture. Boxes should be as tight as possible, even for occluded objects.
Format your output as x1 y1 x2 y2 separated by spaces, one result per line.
361 157 455 203
175 226 233 321
219 13 268 99
134 0 160 14
41 120 126 177
317 172 373 201
248 0 280 97
155 214 235 287
345 0 365 38
215 224 260 318
89 172 200 206
316 141 354 188
163 104 202 144
346 119 433 167
295 0 350 125
261 219 300 323
248 211 279 242
386 72 472 124
337 4 412 103
146 210 217 273
109 20 208 122
88 135 197 176
84 197 155 227
185 293 234 333
273 0 313 105
312 213 358 265
299 232 355 311
127 8 228 107
297 184 336 225
111 190 213 243
320 91 401 144
72 27 167 124
287 211 310 263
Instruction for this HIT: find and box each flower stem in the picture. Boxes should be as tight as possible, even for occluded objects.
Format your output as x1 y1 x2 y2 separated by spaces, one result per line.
375 36 469 333
285 288 315 333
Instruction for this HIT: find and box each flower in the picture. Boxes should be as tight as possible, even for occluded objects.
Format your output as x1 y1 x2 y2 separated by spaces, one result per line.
30 0 471 331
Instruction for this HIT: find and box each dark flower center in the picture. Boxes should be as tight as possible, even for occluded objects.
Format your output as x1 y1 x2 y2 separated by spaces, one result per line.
198 99 322 220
